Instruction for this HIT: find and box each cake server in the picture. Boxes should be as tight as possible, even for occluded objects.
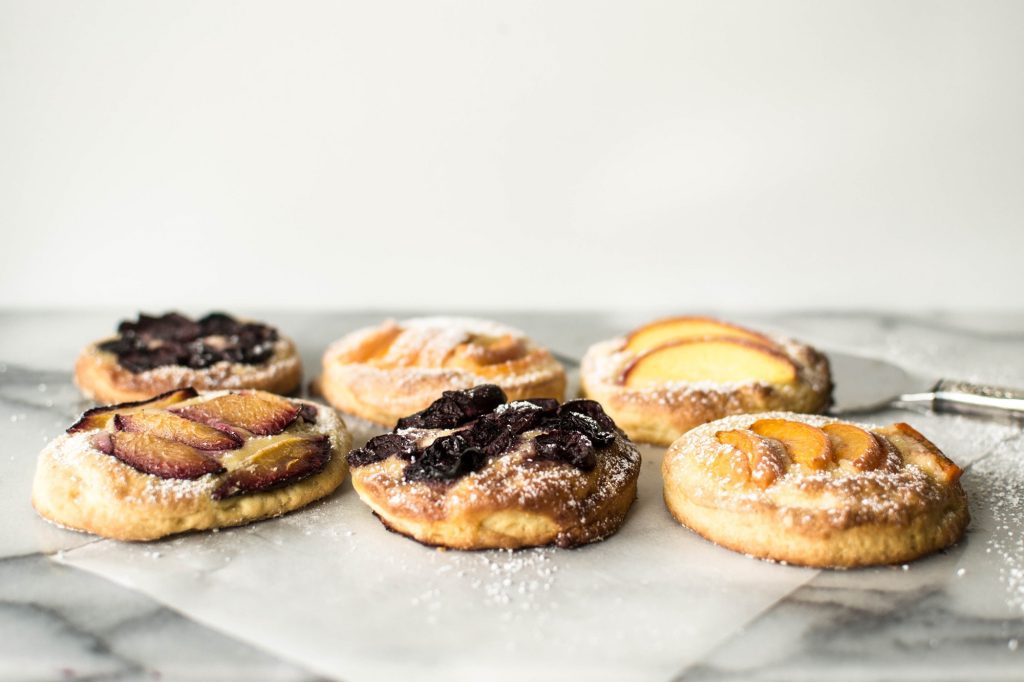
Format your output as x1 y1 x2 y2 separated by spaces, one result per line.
828 350 1024 422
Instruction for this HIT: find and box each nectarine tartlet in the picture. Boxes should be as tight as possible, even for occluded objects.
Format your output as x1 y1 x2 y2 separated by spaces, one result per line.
319 317 567 427
662 413 969 567
347 384 641 549
75 312 303 403
580 317 832 445
32 388 350 540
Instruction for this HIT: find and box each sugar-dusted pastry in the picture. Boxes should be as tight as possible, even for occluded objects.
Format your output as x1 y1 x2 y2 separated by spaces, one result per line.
580 316 832 446
319 317 567 427
32 388 350 540
75 312 302 403
662 412 968 567
347 384 641 549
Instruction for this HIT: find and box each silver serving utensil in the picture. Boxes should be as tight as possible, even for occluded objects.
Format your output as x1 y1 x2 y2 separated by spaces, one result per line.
828 350 1024 422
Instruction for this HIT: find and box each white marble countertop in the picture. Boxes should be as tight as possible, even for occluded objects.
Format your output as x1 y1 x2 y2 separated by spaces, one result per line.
1 311 1022 682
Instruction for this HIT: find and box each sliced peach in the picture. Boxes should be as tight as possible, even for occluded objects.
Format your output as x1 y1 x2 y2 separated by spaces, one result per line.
624 316 776 354
67 387 199 433
716 429 789 489
750 419 833 472
710 448 752 487
622 338 798 387
114 412 241 451
875 423 962 484
172 391 300 437
108 431 225 479
822 423 886 472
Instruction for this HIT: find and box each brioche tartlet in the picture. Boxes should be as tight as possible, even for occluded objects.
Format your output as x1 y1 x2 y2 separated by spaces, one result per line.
347 385 641 549
75 312 302 403
581 316 832 446
320 317 566 427
662 412 968 568
33 388 349 540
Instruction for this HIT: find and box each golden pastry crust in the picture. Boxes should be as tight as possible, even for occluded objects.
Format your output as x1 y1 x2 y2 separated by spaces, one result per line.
349 401 642 550
661 412 969 568
76 337 303 404
32 395 350 541
320 317 567 427
580 326 832 446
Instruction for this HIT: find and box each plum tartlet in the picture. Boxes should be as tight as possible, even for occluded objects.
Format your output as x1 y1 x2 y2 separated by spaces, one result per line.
347 385 641 549
662 413 969 567
319 317 566 427
32 388 350 540
581 316 832 446
75 312 302 403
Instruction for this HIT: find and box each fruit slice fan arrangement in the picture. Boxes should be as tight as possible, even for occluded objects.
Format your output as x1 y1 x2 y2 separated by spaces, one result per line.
710 418 962 490
620 317 799 387
69 388 327 499
348 384 619 482
98 312 280 372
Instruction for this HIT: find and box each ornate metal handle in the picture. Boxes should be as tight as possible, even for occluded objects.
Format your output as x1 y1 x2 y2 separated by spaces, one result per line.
930 379 1024 420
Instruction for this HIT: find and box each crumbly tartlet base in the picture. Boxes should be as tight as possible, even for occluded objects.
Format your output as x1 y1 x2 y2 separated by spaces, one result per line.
320 317 567 427
32 399 350 541
580 335 832 446
75 337 303 404
661 412 969 568
351 430 641 550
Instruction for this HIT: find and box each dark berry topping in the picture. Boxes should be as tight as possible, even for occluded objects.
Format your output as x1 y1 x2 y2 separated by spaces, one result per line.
297 403 318 424
347 387 622 482
403 434 487 482
347 434 417 467
395 384 508 430
534 431 597 471
556 411 616 448
98 312 280 373
118 313 200 342
560 399 617 433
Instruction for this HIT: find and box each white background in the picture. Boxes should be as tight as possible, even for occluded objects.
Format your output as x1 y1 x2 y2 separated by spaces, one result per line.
1 1 1022 312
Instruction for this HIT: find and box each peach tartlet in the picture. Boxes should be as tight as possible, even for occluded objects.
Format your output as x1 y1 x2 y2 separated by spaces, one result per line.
319 317 567 428
662 413 968 567
75 312 303 403
32 388 350 540
580 316 832 445
346 384 641 549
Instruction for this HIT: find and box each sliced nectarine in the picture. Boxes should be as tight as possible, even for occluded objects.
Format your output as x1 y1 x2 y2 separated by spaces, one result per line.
750 419 833 472
822 423 885 472
710 448 752 487
876 423 962 484
624 316 776 354
114 411 241 451
716 429 789 489
622 339 798 387
67 387 199 433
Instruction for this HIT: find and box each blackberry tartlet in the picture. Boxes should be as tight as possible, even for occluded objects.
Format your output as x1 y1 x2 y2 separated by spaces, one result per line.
75 312 302 403
32 388 350 540
347 385 641 549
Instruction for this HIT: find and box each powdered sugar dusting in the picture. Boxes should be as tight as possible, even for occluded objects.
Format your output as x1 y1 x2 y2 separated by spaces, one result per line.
667 412 962 528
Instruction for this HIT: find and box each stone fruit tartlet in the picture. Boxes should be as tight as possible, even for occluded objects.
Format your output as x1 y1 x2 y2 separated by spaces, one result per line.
662 412 968 568
319 317 566 427
75 312 302 403
580 316 832 446
347 384 641 550
32 388 350 540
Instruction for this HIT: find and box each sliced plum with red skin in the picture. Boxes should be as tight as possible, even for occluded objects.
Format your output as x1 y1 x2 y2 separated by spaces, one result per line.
172 391 300 436
213 435 331 500
108 431 225 479
67 388 199 433
114 412 241 451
